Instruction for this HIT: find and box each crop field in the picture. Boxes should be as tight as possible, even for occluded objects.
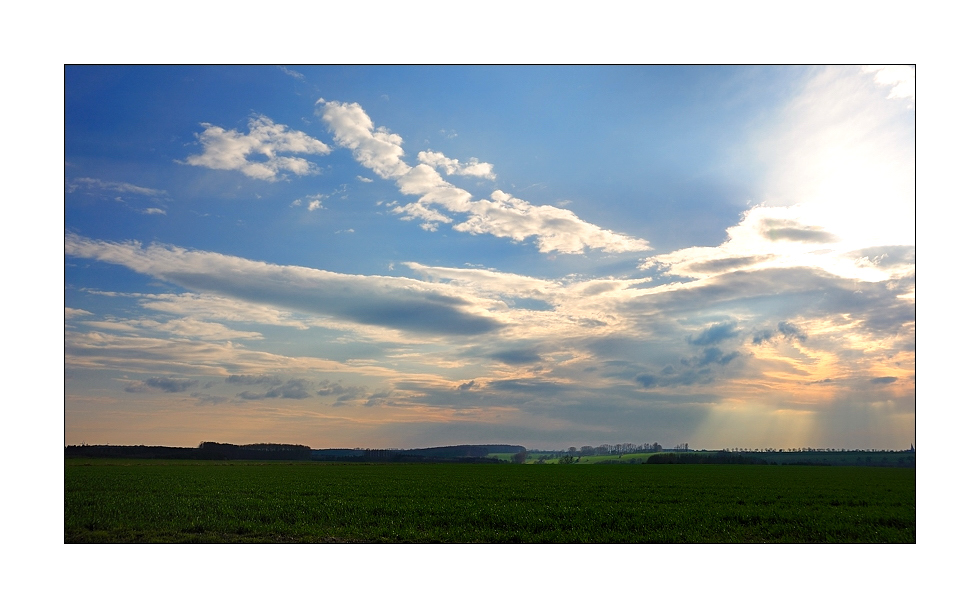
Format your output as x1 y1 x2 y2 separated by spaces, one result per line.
65 460 914 543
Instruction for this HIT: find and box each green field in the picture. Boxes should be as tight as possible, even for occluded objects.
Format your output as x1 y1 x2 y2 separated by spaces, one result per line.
65 459 914 543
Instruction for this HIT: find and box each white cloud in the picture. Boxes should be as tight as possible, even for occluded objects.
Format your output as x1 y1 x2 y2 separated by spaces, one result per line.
390 201 452 229
639 205 914 283
316 101 410 179
143 208 166 215
291 193 330 210
67 177 167 197
182 115 330 181
863 65 915 104
356 175 373 183
418 150 496 179
319 101 649 254
456 191 651 254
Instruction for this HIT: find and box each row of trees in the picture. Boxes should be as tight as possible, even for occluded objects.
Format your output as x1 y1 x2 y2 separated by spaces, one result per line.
720 447 916 453
566 442 668 456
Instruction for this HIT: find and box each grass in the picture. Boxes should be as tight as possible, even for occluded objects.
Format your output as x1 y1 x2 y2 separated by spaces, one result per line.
65 459 914 543
534 453 657 464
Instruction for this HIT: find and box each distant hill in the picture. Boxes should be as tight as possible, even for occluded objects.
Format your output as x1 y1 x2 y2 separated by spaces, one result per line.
65 442 312 461
65 442 526 463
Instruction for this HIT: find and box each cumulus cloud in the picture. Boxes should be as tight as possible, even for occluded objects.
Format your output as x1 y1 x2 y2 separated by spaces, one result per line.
418 150 496 179
317 101 410 179
65 234 503 337
292 193 333 211
389 201 452 231
454 190 650 254
318 100 649 254
182 115 330 181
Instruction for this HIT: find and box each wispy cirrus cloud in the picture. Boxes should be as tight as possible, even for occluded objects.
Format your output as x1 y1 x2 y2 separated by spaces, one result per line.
67 177 167 198
182 115 330 181
277 66 305 81
318 100 650 254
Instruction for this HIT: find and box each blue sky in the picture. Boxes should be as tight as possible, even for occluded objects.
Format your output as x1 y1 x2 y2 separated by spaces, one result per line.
65 65 915 449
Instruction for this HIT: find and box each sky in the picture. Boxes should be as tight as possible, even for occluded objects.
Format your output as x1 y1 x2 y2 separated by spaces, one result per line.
64 65 915 450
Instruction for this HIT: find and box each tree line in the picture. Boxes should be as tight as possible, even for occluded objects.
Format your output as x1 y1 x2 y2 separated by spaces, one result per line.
65 442 312 461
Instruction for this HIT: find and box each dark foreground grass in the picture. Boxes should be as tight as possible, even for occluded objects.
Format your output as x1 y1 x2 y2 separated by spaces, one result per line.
65 460 914 543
